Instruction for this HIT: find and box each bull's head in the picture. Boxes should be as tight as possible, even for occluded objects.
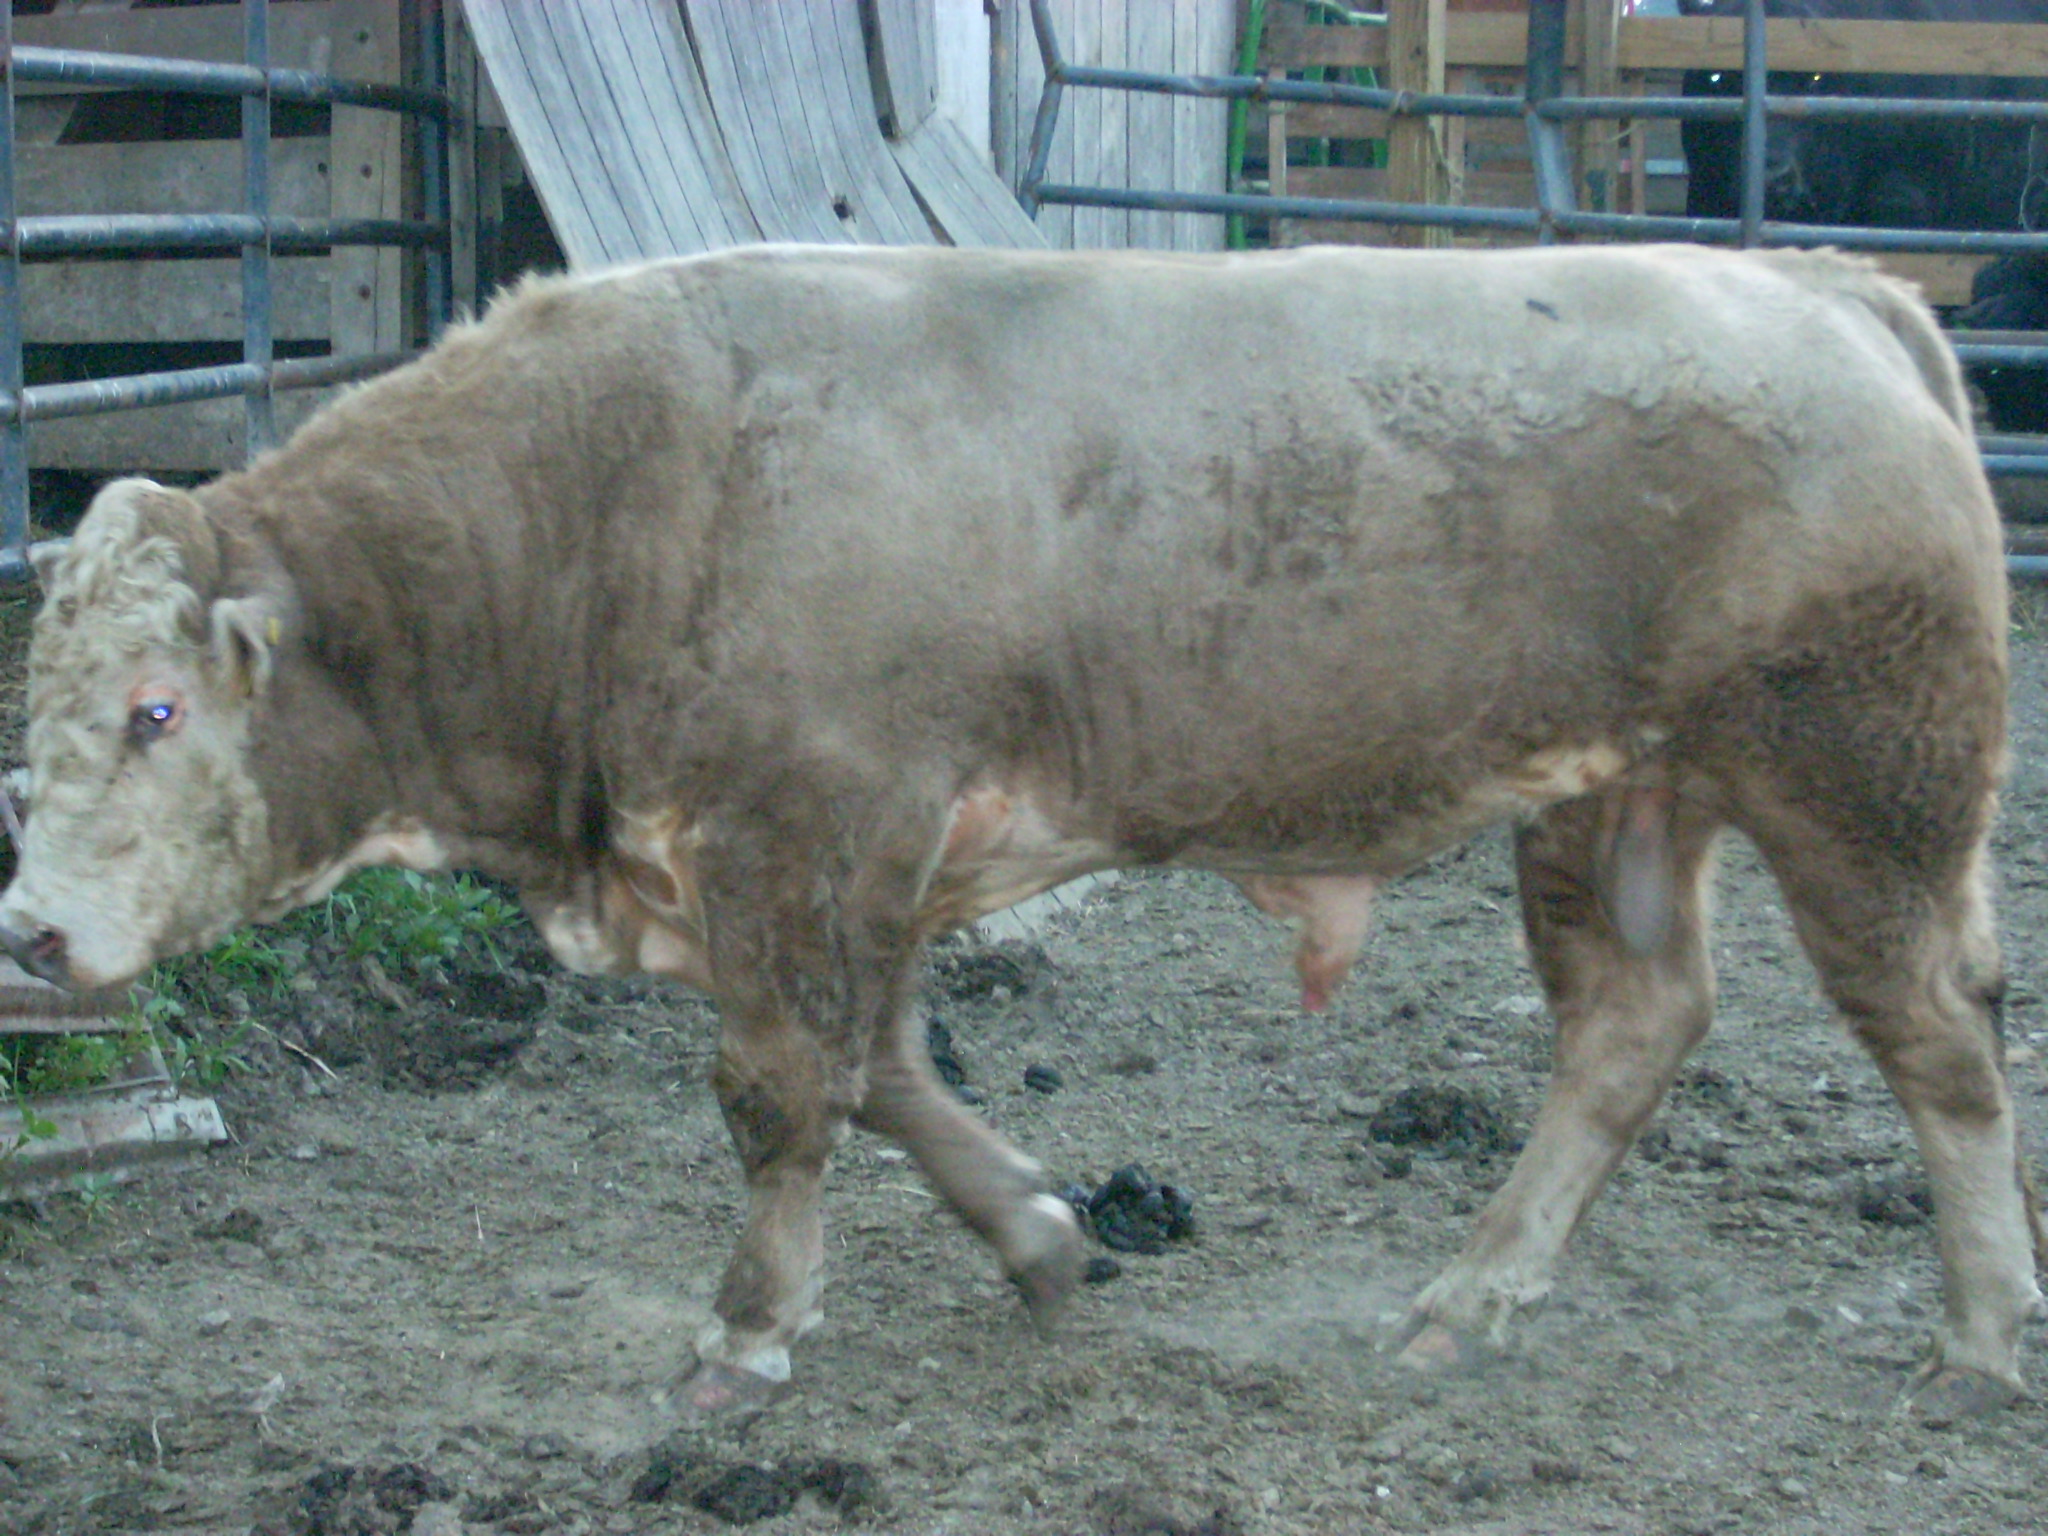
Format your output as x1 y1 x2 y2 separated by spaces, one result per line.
0 479 280 990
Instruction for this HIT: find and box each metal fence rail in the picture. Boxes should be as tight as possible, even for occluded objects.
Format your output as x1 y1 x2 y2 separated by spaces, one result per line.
1022 0 2048 554
0 0 454 584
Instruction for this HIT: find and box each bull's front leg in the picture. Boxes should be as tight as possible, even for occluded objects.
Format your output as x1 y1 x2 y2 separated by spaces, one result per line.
680 996 855 1417
674 870 898 1418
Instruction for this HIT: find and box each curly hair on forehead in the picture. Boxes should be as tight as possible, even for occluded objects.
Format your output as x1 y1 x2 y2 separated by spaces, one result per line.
33 480 222 659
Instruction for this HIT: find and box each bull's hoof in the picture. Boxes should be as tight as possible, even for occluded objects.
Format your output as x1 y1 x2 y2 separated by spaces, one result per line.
1393 1320 1496 1376
1008 1195 1087 1336
1901 1365 2023 1426
668 1360 791 1425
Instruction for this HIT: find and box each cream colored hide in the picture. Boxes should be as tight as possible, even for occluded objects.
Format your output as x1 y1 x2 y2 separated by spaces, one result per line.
0 244 2036 1426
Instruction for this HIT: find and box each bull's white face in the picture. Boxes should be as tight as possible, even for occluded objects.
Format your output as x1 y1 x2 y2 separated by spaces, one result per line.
0 480 277 991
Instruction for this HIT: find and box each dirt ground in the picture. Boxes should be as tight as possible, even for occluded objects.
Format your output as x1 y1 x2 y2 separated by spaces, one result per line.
0 588 2045 1536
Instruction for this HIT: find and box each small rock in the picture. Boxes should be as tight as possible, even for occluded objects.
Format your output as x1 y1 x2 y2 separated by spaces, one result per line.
288 1144 320 1162
196 1309 232 1337
1915 1454 1950 1480
1777 1477 1810 1501
1600 1440 1639 1464
1023 1064 1064 1095
1415 1445 1460 1484
1449 1468 1499 1502
1333 1093 1375 1120
547 1281 588 1300
408 1502 465 1536
521 1431 571 1461
1083 1256 1122 1284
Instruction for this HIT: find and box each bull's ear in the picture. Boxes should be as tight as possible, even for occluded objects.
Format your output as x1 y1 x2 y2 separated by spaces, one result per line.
26 539 68 588
209 596 280 699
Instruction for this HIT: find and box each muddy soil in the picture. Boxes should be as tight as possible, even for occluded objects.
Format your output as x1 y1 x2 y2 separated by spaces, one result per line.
0 588 2045 1536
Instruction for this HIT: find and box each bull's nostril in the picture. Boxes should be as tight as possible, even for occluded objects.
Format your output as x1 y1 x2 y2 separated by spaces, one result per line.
28 925 65 965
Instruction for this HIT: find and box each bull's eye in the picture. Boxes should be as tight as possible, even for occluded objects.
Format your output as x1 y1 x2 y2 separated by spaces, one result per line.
127 698 182 745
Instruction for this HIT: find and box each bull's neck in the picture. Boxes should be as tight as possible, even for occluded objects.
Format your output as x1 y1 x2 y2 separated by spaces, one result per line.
203 391 612 900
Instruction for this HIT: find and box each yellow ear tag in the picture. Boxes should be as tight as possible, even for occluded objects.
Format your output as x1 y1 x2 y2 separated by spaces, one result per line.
266 617 281 645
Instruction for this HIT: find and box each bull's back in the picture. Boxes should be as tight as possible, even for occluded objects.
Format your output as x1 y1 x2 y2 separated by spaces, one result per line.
663 246 1992 848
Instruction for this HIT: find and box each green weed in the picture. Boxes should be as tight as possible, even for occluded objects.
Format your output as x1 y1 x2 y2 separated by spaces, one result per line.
297 868 520 973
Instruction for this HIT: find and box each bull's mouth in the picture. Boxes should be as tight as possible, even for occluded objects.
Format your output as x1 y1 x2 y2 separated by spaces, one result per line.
0 908 148 998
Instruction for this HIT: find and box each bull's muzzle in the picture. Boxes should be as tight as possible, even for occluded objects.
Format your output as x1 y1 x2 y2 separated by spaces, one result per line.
0 916 73 988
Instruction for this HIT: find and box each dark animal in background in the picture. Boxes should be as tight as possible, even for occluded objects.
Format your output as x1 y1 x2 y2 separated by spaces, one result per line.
1679 0 2048 232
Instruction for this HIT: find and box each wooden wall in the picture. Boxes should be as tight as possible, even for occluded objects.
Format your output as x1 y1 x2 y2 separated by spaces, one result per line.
14 0 410 473
991 0 1238 252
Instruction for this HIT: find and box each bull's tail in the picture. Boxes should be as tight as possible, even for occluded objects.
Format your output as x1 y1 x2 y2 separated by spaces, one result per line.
1757 248 1975 434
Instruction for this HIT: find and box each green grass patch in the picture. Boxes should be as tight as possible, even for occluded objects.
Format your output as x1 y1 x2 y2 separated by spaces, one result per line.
3 869 522 1112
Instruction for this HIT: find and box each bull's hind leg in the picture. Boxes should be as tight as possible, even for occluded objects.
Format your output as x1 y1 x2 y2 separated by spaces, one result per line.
1400 790 1723 1368
854 1004 1085 1325
1745 813 2046 1416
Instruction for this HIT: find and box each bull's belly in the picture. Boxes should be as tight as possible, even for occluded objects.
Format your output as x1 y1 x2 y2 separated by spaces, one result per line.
919 740 1637 930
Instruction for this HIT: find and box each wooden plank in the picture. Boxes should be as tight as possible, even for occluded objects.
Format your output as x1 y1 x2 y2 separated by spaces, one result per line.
25 258 332 344
15 139 330 219
464 0 766 267
933 0 990 160
1070 0 1107 248
889 114 1049 248
809 0 936 244
1278 104 1392 141
1127 0 1174 250
29 390 324 473
447 5 480 316
1171 0 1227 252
871 0 939 137
608 0 760 253
1575 0 1621 213
1267 14 1537 69
11 2 335 93
464 0 615 265
691 0 848 244
1290 163 1535 209
1617 18 2048 79
329 0 404 358
1879 252 1992 308
1093 0 1131 250
573 0 722 255
1387 0 1449 249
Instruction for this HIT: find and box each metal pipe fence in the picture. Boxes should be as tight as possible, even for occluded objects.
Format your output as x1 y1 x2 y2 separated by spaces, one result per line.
0 0 453 584
1021 0 2048 571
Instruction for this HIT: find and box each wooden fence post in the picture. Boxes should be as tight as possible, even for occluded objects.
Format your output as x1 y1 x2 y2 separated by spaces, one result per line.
1386 0 1448 248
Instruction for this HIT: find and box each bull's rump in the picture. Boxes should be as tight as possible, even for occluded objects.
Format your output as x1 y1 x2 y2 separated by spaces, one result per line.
624 243 1995 864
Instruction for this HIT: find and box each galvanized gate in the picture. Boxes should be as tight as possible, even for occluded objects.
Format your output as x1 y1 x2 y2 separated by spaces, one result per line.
0 0 452 582
1019 0 2048 574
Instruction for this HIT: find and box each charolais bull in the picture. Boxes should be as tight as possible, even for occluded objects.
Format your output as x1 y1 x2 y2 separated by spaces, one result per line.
1 243 2040 1420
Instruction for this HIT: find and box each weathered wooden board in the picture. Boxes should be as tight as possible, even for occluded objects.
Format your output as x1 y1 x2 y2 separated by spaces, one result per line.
459 0 759 266
890 113 1047 248
872 0 940 137
29 390 325 474
993 0 1234 251
689 0 933 247
11 2 336 93
25 258 332 345
16 139 330 219
1270 14 2048 78
330 0 404 359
